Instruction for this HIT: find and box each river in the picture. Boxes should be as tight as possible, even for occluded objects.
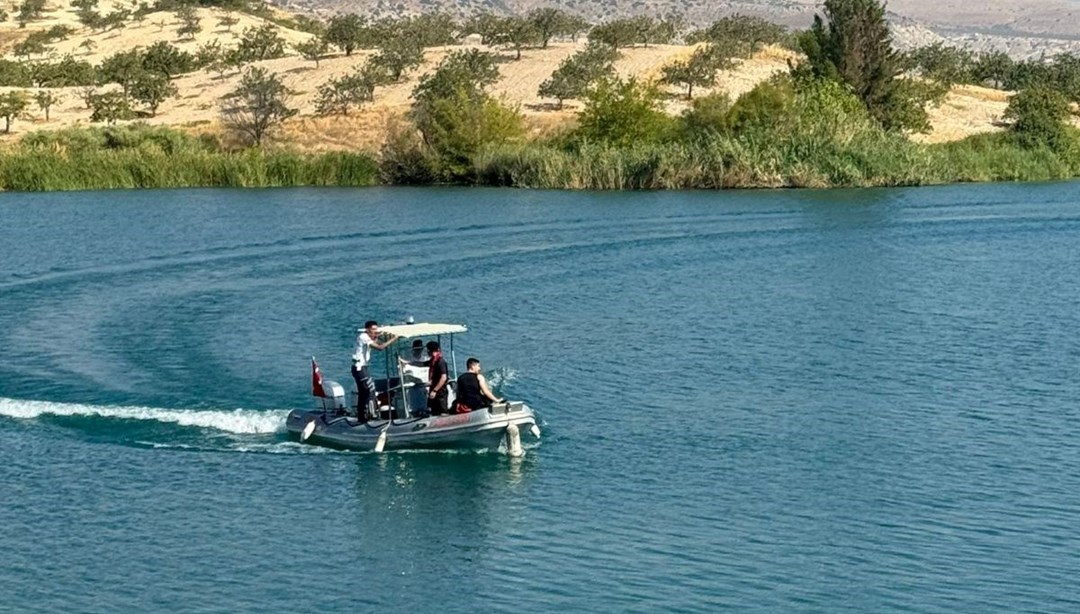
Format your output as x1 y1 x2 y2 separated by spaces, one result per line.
3 184 1080 612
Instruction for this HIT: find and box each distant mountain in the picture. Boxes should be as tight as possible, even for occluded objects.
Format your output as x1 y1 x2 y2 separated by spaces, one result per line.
269 0 1080 39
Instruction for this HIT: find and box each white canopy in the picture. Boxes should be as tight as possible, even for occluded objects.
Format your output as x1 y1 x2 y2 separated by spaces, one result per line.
379 322 468 339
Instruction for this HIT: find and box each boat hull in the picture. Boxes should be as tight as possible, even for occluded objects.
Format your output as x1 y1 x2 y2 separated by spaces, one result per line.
286 403 540 452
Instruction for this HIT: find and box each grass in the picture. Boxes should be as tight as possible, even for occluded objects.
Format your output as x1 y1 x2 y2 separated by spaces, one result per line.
472 129 1080 190
0 125 379 191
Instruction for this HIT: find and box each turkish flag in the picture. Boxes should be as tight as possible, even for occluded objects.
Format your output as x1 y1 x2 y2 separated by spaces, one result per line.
311 357 326 397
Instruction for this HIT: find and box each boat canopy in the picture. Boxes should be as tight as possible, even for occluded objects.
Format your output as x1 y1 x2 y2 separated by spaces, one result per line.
379 322 468 339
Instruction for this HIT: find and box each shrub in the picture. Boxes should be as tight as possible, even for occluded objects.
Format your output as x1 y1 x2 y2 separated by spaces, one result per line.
573 77 674 146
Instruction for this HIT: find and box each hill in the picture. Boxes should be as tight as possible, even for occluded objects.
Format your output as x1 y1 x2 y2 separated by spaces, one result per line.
0 0 1073 153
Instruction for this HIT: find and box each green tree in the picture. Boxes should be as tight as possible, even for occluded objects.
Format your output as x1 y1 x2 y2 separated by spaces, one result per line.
294 37 330 68
236 24 286 62
34 89 58 120
588 19 637 50
797 0 927 132
972 49 1010 88
678 91 733 136
369 40 423 83
0 60 33 87
217 11 239 32
323 13 365 56
100 9 129 31
97 49 144 98
399 13 458 48
903 42 974 87
726 75 796 134
574 77 673 146
412 87 523 179
413 49 500 104
538 43 616 108
314 66 377 116
660 44 732 99
16 0 46 27
409 49 520 178
466 12 502 46
79 39 97 56
175 5 201 40
1004 86 1074 149
687 14 788 58
0 90 29 132
89 90 132 124
13 38 46 60
194 39 222 69
142 41 195 78
526 8 579 48
486 16 539 60
130 71 177 116
220 66 296 146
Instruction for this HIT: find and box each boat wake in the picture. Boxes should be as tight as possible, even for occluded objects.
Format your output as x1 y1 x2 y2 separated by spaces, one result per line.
0 397 287 434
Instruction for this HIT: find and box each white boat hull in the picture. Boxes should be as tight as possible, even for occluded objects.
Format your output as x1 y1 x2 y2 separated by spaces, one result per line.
286 402 540 452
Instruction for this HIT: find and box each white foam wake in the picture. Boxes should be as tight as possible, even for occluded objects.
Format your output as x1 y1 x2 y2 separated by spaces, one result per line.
487 367 518 389
0 397 288 434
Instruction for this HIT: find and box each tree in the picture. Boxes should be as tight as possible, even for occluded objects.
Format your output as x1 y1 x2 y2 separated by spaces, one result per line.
575 78 672 145
679 91 733 136
413 49 500 105
99 9 129 32
97 49 144 98
412 87 523 179
217 11 239 32
323 13 365 56
500 17 540 60
0 90 29 132
220 66 296 146
315 66 377 116
13 38 46 60
588 19 638 50
903 42 975 87
88 90 132 123
176 5 201 40
687 14 788 58
142 41 194 78
465 12 498 44
538 43 616 108
294 37 330 68
130 71 177 116
236 24 286 62
79 39 97 56
527 8 579 48
34 89 59 120
399 13 458 48
369 40 423 83
660 44 732 99
1004 86 1074 149
971 51 1012 89
797 0 927 132
16 0 46 28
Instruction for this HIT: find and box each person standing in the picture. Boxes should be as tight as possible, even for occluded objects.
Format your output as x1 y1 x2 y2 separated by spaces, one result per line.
425 340 449 416
455 357 502 412
352 320 398 420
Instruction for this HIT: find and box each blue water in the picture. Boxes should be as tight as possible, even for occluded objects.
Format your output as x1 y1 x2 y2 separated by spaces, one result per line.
3 184 1080 612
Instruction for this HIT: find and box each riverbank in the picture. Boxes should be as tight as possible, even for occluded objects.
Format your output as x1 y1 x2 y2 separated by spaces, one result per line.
2 124 1077 192
0 126 378 191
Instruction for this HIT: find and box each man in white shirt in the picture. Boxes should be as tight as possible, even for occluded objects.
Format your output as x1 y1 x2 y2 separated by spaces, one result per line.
352 320 398 420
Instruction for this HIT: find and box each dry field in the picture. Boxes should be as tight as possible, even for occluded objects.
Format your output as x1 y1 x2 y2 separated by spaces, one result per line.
1 1 1072 152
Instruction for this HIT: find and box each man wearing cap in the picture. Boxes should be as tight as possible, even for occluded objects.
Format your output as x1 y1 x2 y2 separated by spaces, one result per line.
352 320 398 420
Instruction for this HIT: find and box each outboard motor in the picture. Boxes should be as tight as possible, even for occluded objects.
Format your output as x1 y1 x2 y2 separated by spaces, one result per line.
315 379 346 413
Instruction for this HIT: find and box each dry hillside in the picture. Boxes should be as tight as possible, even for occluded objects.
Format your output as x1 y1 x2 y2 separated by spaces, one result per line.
0 1 1062 151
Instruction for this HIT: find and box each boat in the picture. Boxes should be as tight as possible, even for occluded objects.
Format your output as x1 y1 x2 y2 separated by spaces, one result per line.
286 322 541 454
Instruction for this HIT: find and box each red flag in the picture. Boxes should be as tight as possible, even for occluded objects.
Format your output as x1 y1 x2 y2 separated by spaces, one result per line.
311 357 326 397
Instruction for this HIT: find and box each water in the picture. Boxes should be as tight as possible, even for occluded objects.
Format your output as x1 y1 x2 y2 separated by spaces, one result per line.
3 184 1080 612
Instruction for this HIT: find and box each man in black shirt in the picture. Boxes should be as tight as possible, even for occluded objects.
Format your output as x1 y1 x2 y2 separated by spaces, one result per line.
425 340 449 416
